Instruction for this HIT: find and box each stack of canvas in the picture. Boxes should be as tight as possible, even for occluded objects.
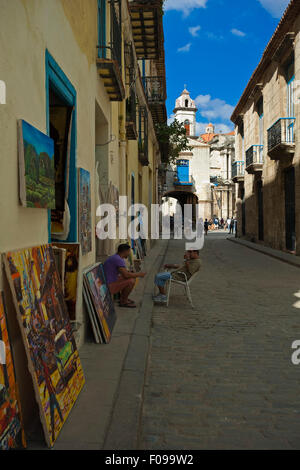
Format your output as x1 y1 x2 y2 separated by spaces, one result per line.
0 292 25 449
3 245 85 447
83 264 117 344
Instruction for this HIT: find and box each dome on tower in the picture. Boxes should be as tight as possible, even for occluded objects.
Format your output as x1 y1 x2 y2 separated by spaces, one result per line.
206 123 215 134
200 123 216 143
174 88 197 112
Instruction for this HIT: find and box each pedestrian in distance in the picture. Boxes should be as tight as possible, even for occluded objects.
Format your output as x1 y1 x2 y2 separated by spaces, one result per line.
204 218 209 235
229 217 234 234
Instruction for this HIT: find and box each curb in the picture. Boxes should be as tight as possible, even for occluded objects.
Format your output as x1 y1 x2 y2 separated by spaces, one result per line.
227 236 300 269
103 240 169 450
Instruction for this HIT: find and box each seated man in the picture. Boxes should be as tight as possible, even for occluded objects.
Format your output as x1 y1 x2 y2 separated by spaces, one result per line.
153 250 201 303
103 243 146 308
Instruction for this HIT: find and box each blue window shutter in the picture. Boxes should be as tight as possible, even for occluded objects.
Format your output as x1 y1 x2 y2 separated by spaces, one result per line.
177 160 189 182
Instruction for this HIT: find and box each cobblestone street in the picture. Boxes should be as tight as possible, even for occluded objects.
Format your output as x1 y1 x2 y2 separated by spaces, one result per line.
139 232 300 450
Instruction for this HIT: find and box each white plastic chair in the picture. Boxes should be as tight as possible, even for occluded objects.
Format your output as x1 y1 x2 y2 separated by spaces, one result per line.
166 270 199 309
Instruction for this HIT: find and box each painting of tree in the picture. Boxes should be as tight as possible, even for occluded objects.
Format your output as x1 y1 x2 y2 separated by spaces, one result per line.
18 120 55 209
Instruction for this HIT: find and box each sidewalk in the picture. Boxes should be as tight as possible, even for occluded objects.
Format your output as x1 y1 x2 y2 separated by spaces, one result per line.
29 239 168 450
228 236 300 269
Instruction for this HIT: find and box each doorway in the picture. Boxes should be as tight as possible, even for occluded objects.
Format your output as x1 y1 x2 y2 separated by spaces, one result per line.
285 166 296 251
257 180 264 241
46 50 77 242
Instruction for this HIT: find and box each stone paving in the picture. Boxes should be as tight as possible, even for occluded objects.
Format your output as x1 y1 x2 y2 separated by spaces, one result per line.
139 232 300 450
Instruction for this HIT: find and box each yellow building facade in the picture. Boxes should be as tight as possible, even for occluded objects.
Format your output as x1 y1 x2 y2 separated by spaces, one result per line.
0 0 166 348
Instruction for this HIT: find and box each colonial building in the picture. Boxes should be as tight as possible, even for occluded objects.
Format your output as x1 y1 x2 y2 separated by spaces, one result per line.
231 0 300 254
0 0 167 431
162 89 235 221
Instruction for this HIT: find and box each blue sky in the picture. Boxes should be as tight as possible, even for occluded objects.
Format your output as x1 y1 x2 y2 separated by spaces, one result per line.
22 120 54 157
164 0 290 134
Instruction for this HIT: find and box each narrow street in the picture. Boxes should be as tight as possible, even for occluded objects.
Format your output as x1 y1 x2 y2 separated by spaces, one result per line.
139 233 300 450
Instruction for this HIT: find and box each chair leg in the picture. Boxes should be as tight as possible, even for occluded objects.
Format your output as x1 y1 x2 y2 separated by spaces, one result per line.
187 285 194 309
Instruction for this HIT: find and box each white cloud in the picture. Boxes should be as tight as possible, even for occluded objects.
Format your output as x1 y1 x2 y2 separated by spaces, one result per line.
195 94 234 121
258 0 290 18
164 0 208 17
168 114 175 125
206 31 224 41
231 28 246 37
177 43 192 53
189 25 201 37
196 122 233 135
168 116 233 137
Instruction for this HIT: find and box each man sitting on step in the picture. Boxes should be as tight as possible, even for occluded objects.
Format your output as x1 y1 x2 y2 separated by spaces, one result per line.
104 243 146 308
153 250 201 304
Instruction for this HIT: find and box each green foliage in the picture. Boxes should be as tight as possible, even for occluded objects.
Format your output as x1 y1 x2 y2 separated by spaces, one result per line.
155 119 192 165
23 140 55 208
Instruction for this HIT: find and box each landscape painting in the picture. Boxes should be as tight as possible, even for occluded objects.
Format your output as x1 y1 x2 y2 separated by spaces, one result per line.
18 119 55 209
78 168 92 255
84 264 116 343
3 245 85 447
0 292 24 450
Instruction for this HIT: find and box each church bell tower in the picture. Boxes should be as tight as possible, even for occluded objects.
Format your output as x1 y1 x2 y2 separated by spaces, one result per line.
173 88 198 136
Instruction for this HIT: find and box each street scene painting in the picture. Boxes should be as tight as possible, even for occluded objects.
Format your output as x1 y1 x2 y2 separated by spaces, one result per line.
0 292 24 450
84 264 116 343
3 245 85 447
78 168 92 255
18 119 55 209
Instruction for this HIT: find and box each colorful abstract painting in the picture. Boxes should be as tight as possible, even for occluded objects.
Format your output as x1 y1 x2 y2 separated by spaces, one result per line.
84 264 116 343
18 120 55 209
78 168 92 255
3 245 85 447
52 243 80 321
0 292 24 450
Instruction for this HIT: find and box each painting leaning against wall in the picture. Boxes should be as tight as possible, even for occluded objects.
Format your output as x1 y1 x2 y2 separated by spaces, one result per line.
0 292 24 450
52 242 80 321
18 119 55 209
78 168 92 255
3 245 85 447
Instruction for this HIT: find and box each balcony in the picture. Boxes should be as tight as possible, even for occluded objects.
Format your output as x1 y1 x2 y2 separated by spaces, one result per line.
96 1 125 101
143 76 167 125
232 161 245 183
267 118 295 159
138 106 149 166
126 89 137 140
129 0 163 60
245 145 264 174
174 174 195 190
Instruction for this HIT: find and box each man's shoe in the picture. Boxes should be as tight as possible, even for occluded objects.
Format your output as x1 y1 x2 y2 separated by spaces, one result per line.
153 294 167 303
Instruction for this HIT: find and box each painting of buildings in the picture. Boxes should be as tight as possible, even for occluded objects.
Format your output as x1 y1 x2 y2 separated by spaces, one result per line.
3 245 85 447
84 264 116 343
0 292 24 450
78 168 92 255
18 120 55 209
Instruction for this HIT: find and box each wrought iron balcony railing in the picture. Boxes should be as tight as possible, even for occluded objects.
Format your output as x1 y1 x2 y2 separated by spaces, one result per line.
143 77 166 105
232 161 245 179
246 145 264 168
96 1 124 101
97 0 122 68
174 173 194 187
126 86 137 140
138 106 149 166
267 118 295 157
